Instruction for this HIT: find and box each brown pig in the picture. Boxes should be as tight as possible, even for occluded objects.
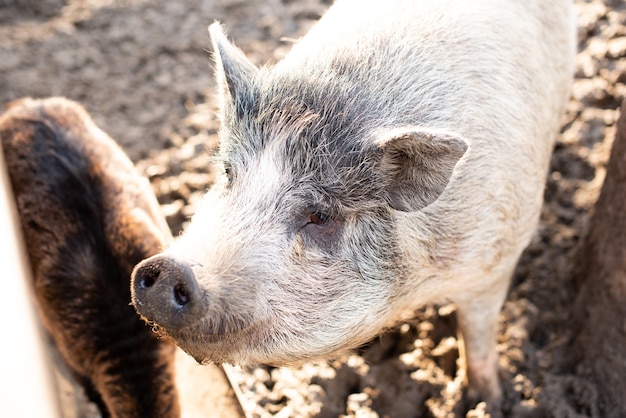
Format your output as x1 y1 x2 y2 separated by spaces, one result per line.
1 97 179 418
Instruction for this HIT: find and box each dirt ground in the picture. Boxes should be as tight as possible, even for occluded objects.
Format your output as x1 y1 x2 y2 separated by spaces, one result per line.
1 0 625 417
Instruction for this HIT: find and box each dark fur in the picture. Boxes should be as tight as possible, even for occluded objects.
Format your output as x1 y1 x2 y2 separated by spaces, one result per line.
0 97 180 418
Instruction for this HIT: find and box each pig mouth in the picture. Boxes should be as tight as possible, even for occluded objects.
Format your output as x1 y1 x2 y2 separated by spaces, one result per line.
146 311 258 339
136 303 268 362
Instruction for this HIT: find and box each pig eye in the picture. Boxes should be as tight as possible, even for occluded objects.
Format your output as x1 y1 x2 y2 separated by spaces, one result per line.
303 210 341 236
308 211 331 226
300 209 342 250
223 163 233 184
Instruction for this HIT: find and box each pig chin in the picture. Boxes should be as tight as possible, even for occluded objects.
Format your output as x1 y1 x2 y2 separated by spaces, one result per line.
166 318 278 365
168 313 382 367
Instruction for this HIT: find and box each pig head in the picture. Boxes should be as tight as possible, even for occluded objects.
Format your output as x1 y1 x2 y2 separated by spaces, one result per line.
132 22 468 364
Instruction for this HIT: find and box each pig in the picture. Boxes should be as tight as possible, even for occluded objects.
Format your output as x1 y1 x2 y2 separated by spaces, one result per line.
1 97 180 418
131 0 576 406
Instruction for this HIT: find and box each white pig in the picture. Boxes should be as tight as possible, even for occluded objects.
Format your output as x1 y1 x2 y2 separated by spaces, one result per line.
131 0 575 405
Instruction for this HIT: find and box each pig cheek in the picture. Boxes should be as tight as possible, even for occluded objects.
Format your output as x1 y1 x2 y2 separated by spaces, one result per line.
283 236 357 318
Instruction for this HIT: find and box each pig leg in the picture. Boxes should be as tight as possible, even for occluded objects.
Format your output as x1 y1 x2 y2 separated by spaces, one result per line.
453 267 513 406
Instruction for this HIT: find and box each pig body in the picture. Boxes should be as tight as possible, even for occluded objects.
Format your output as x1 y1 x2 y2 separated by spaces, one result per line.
132 0 575 404
1 97 180 417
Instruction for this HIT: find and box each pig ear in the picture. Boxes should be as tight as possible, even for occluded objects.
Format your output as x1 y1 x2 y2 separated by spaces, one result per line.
209 22 259 99
375 127 468 212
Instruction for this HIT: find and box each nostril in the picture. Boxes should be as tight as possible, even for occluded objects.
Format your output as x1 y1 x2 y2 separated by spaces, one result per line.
174 283 189 306
139 265 160 288
131 253 202 329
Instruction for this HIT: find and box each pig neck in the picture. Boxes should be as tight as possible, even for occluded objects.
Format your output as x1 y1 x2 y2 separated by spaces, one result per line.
390 204 480 308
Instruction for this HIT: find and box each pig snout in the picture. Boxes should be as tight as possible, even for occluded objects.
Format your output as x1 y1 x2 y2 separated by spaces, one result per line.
132 254 204 330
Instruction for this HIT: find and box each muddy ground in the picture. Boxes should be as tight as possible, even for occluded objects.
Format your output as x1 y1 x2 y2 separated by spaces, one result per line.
1 0 625 417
